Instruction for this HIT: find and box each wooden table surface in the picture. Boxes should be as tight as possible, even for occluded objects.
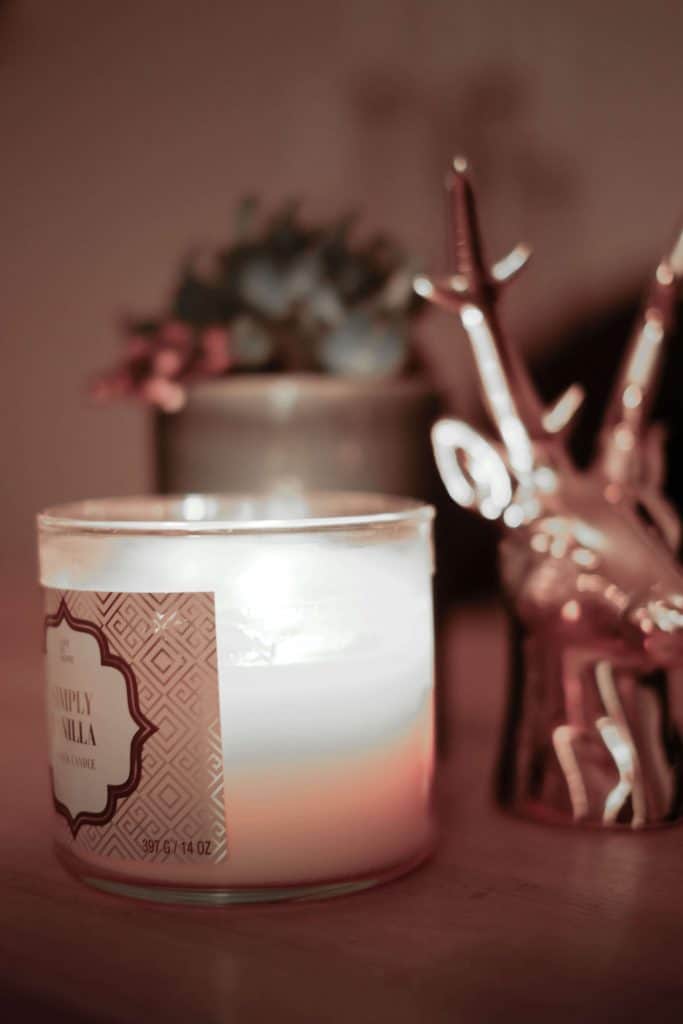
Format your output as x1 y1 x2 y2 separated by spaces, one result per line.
2 590 683 1023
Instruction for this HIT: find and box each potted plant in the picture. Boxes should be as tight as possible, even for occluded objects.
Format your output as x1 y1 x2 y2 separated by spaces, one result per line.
93 199 440 501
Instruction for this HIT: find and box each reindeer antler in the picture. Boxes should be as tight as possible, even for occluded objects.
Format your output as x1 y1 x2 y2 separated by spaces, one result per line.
415 158 564 481
597 225 683 488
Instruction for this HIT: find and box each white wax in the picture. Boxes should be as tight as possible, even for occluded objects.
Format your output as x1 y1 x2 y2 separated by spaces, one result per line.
41 526 435 887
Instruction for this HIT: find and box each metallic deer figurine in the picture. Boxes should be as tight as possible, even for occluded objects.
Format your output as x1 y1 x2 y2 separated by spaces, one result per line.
417 158 683 828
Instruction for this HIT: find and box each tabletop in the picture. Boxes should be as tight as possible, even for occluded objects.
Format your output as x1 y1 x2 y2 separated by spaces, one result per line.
2 589 683 1023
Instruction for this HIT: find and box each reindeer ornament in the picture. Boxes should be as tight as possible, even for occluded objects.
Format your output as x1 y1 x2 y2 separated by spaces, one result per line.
417 158 683 828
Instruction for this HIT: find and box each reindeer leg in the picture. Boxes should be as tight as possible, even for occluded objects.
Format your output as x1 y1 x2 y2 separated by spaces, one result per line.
550 648 592 822
550 650 644 826
594 660 647 828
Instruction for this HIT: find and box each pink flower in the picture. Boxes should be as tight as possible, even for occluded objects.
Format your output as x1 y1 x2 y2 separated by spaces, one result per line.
140 376 186 413
161 320 193 349
197 326 232 375
125 334 153 361
153 346 186 378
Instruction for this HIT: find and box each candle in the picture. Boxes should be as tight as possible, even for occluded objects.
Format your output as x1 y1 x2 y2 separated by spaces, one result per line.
38 493 435 903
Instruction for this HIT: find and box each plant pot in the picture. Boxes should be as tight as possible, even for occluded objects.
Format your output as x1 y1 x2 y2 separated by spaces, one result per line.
155 374 441 502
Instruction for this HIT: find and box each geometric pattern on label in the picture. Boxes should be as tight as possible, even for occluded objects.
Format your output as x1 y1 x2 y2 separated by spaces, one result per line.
45 589 227 864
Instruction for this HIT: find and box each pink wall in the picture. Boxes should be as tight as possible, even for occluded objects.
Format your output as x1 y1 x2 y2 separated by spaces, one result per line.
2 0 682 579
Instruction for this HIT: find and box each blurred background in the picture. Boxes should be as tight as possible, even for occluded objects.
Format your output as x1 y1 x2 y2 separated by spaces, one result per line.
2 0 683 597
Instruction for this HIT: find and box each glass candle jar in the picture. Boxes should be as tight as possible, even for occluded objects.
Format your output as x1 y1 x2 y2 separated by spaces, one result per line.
38 493 435 904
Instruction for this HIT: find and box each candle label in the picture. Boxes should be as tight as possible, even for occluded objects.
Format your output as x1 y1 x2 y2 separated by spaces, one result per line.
44 589 227 864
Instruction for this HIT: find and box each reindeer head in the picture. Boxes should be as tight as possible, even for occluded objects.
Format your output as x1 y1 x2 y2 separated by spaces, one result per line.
419 158 683 665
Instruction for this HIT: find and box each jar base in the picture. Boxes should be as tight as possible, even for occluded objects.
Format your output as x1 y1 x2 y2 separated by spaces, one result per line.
58 845 433 905
80 875 379 905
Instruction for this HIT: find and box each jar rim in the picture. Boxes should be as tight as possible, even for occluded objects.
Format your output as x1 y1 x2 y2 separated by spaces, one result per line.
38 492 435 536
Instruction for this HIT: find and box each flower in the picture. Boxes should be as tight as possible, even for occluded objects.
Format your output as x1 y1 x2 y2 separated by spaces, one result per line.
92 199 426 409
